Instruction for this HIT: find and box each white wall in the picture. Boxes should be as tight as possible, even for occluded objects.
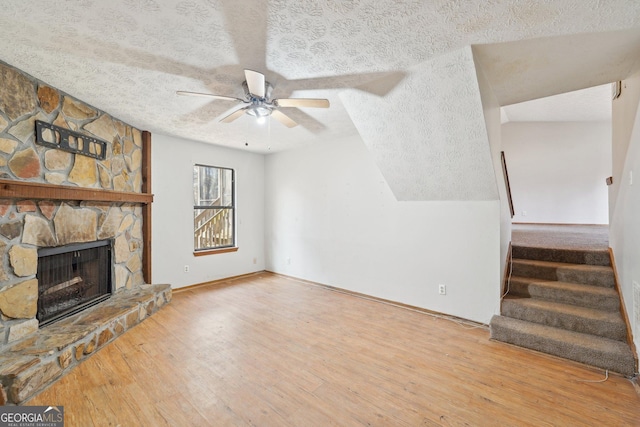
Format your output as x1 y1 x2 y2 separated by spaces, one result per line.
610 71 640 358
152 133 265 288
502 122 611 224
611 77 640 219
264 135 501 324
474 50 512 282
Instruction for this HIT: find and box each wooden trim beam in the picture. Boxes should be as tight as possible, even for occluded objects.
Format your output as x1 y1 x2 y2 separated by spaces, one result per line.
0 179 153 204
141 131 152 284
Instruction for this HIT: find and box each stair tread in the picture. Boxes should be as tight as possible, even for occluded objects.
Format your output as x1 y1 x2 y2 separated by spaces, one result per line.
490 315 635 376
491 315 631 352
513 244 609 253
503 295 623 323
512 258 612 272
512 245 611 266
507 276 620 311
508 276 619 296
511 258 615 287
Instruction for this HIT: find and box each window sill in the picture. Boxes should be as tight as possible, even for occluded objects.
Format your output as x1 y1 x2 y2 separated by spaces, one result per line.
193 247 239 257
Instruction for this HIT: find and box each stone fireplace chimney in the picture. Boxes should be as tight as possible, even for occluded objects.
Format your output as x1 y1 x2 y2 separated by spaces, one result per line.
0 60 149 346
0 60 169 404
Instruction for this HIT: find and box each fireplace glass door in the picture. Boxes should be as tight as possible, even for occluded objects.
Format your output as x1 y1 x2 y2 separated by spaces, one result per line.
37 240 112 326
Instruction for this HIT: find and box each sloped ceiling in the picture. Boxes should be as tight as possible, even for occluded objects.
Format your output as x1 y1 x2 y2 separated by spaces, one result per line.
341 47 497 201
474 28 640 106
502 84 613 123
0 1 639 200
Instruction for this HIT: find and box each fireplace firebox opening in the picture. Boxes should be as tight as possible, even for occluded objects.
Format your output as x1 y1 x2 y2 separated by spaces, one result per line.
37 240 113 327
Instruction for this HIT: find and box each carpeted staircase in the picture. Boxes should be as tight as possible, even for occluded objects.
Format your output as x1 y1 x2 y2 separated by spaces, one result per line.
490 245 637 377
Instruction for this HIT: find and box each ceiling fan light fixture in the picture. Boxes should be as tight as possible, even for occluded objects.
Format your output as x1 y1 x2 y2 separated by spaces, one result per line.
178 70 329 129
246 105 273 118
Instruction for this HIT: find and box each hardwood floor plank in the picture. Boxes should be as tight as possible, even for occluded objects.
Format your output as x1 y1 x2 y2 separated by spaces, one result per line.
28 272 640 426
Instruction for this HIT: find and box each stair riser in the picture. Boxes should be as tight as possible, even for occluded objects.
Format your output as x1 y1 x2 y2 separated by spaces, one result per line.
501 300 627 341
557 267 615 288
508 281 620 312
512 246 611 266
511 263 614 287
511 262 556 280
490 318 635 377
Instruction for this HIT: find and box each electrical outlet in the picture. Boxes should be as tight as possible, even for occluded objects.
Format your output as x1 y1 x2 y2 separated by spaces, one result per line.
630 170 634 186
184 265 189 273
253 257 257 265
286 257 291 265
438 284 446 295
521 210 527 217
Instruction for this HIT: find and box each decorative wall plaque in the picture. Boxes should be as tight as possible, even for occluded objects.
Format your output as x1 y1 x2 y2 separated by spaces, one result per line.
35 120 107 160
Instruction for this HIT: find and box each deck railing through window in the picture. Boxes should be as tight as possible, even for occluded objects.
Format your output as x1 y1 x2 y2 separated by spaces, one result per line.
194 207 233 249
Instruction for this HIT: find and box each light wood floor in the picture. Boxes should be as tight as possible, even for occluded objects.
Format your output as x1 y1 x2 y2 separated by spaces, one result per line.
29 272 640 426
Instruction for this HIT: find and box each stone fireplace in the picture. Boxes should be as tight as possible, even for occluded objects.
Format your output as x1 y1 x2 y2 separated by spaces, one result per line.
0 200 148 344
0 60 171 404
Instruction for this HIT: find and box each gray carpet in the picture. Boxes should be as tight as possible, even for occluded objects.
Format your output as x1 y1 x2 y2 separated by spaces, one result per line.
490 224 636 376
512 223 608 250
490 315 635 376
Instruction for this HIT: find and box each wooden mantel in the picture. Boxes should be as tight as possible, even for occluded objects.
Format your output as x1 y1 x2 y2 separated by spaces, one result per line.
0 179 153 204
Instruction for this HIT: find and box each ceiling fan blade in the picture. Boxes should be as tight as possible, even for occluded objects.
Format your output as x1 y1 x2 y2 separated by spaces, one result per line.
244 69 265 98
271 110 298 128
176 91 244 102
220 107 248 123
274 98 330 108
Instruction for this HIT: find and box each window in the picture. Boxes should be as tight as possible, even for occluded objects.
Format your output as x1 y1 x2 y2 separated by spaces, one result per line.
193 164 235 253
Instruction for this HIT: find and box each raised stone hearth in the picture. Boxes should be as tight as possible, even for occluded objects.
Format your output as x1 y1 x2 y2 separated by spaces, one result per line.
0 284 171 405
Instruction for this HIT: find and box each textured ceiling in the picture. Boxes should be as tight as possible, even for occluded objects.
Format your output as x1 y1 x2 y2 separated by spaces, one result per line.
341 46 498 200
1 0 639 155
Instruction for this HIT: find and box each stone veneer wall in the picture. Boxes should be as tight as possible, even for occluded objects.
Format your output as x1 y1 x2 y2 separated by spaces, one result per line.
0 60 146 349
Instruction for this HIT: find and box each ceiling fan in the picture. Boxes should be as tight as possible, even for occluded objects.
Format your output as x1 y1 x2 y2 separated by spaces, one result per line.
177 69 330 128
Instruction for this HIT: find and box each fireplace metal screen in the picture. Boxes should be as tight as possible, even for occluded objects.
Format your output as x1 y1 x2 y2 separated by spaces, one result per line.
37 240 112 326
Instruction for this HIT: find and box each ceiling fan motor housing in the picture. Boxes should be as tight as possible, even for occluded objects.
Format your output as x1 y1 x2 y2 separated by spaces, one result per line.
243 80 275 117
243 80 273 102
